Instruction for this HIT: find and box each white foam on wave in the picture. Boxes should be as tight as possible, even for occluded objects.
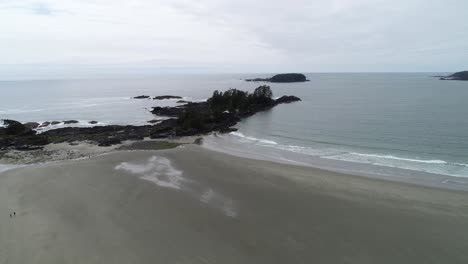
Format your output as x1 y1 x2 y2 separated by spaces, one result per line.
35 120 107 133
115 156 185 190
218 132 468 178
348 153 448 164
230 132 278 145
0 164 23 174
321 152 468 178
0 108 48 114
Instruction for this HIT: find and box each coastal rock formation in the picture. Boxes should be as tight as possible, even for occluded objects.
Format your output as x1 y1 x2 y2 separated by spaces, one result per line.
97 137 122 147
275 95 302 104
23 122 40 129
39 122 51 127
133 95 150 99
154 95 183 100
439 71 468 81
89 121 98 124
0 120 49 150
63 120 79 124
151 85 301 136
246 73 308 83
151 102 207 117
51 121 61 125
0 86 301 150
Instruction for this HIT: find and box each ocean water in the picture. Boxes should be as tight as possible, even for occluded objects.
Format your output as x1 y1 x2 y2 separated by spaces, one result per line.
2 73 468 183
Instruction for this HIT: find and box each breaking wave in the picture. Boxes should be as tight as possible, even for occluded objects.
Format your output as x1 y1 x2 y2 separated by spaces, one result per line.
214 132 468 178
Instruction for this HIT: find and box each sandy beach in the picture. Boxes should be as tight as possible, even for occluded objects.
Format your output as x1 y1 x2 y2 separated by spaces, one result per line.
1 145 468 263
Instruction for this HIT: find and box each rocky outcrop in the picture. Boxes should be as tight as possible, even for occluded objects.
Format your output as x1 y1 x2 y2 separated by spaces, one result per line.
440 71 468 81
0 120 49 150
1 86 301 150
154 95 183 100
275 95 302 104
151 102 206 117
23 122 40 129
151 86 301 137
97 137 121 147
51 121 61 125
89 121 98 124
63 120 79 124
271 73 307 83
246 73 308 83
133 95 150 99
39 122 51 127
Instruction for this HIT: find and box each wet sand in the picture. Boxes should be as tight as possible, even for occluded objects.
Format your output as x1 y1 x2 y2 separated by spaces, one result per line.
1 145 468 263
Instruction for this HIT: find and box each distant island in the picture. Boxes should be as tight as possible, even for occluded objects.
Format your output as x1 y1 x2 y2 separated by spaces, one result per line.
246 73 309 83
438 71 468 81
133 95 183 100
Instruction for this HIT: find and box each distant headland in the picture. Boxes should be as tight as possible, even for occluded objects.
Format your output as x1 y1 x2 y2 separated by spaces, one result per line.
438 71 468 81
246 73 309 83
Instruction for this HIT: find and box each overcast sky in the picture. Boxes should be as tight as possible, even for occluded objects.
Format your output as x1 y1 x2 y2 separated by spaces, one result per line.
1 0 467 77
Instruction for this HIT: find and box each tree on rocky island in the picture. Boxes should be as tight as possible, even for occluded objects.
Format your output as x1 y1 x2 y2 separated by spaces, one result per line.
208 85 274 114
252 85 274 105
176 86 276 132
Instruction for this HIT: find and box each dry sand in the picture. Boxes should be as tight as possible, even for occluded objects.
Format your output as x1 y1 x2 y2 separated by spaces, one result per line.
1 145 468 263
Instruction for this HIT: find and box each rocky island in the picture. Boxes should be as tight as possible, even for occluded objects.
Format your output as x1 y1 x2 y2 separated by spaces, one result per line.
439 71 468 81
0 86 300 150
246 73 308 83
153 95 183 100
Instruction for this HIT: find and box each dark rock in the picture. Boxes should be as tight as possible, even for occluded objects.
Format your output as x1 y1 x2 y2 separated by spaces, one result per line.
194 138 203 145
246 73 308 83
39 122 51 127
153 95 183 100
0 87 301 151
151 86 301 137
151 102 207 117
133 95 150 99
445 71 468 81
151 107 182 117
438 71 468 81
271 73 307 83
275 95 302 104
219 127 238 133
63 120 79 124
51 121 61 125
23 122 40 129
3 120 34 136
0 120 49 150
176 100 191 103
89 121 98 124
149 119 178 138
97 137 122 147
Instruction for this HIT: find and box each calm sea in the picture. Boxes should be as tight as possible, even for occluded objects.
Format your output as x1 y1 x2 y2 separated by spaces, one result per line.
2 73 468 185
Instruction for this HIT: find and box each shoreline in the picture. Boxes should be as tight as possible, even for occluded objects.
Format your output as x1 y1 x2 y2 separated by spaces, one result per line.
202 135 468 192
2 134 468 192
1 145 468 263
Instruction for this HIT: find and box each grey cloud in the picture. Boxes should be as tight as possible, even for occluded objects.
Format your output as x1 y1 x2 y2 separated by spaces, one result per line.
0 0 467 76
